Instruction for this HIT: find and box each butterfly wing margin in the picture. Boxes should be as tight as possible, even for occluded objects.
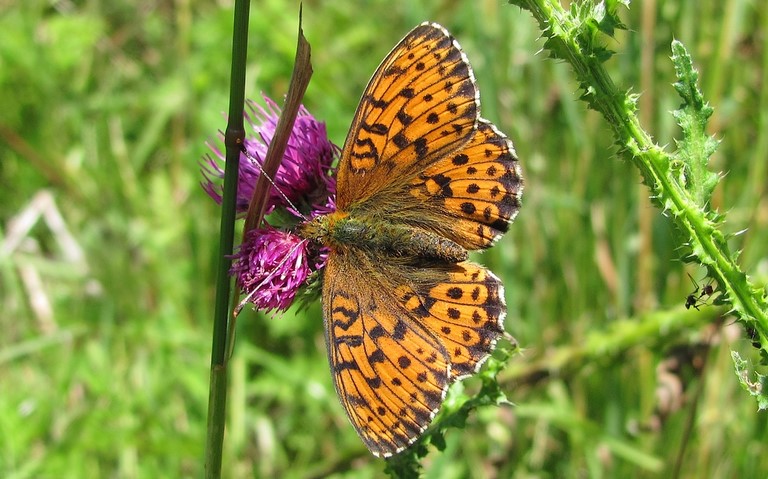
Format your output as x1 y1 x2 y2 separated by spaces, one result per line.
336 22 480 210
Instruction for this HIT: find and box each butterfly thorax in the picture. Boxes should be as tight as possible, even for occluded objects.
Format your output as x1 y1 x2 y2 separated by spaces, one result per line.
299 211 468 263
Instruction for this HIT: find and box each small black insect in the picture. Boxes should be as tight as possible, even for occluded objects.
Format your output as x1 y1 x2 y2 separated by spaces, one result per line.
685 273 715 311
746 326 762 349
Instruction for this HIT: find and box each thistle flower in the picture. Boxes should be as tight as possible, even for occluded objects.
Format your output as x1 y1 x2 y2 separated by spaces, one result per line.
201 95 338 217
203 95 338 312
230 227 314 312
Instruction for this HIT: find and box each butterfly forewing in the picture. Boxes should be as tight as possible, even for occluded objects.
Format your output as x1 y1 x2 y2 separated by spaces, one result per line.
336 22 479 209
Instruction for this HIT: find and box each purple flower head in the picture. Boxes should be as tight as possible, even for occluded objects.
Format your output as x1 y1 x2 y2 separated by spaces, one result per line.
230 227 314 312
201 95 338 217
203 94 339 312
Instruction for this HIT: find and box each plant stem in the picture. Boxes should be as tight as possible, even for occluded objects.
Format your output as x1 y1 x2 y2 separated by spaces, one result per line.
204 0 251 477
511 0 768 357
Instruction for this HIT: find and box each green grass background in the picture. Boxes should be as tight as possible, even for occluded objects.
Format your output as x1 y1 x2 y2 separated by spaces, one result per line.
1 0 767 477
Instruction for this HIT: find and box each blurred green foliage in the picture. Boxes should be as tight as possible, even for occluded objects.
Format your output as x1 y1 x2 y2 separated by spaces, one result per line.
1 0 766 477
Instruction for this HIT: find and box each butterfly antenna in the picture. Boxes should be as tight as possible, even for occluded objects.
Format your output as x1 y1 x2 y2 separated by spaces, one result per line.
240 145 309 221
233 238 310 317
686 272 700 292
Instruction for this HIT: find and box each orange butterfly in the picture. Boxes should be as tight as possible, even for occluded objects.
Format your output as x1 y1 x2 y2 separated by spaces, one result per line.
300 22 523 457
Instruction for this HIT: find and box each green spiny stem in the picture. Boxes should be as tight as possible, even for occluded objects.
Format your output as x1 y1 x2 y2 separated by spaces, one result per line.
511 0 768 396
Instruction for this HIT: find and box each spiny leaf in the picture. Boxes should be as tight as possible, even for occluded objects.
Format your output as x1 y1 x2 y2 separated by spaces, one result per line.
732 351 768 410
670 40 720 207
383 450 422 479
586 0 628 38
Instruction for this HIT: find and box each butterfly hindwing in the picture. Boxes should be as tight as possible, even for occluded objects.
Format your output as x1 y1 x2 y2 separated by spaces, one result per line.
401 260 506 379
322 251 450 457
407 118 523 250
322 250 506 456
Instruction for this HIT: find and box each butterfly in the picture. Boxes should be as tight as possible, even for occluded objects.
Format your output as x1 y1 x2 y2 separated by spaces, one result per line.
299 22 523 457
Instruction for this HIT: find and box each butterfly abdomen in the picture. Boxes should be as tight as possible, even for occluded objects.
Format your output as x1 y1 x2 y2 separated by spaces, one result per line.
301 213 467 263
